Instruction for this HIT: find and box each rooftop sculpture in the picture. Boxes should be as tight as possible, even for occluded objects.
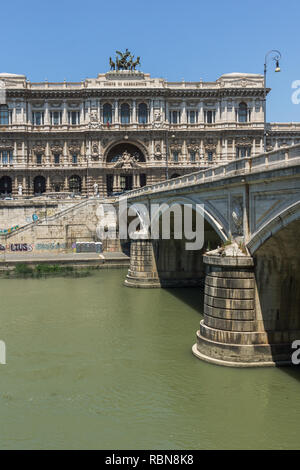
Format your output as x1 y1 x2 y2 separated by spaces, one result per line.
109 49 141 71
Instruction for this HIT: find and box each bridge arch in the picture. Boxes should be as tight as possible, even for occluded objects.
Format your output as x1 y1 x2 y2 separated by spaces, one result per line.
123 196 226 287
150 196 228 243
247 200 300 255
247 200 300 360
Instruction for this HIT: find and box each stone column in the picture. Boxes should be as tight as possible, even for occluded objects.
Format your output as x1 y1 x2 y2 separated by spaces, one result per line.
62 101 67 125
80 102 84 124
192 253 278 367
150 100 154 123
64 175 68 191
112 174 118 192
132 100 137 123
252 138 256 156
114 100 118 123
44 101 50 125
63 141 68 166
22 175 27 196
45 142 50 167
124 237 160 288
181 101 187 125
46 175 51 192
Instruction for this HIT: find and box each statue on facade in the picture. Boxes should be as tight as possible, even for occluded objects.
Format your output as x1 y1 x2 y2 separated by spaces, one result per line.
18 184 23 196
114 150 141 169
93 182 99 196
109 50 141 71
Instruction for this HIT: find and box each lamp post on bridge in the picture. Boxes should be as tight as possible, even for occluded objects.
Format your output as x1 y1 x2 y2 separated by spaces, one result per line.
263 49 281 153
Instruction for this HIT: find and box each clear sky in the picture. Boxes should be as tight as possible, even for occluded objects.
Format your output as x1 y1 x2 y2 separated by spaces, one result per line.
1 0 299 122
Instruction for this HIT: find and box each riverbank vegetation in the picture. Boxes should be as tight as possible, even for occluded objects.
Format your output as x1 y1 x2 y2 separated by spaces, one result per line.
4 263 93 278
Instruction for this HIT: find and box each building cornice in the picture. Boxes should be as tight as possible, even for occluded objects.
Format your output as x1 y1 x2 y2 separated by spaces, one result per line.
6 87 268 100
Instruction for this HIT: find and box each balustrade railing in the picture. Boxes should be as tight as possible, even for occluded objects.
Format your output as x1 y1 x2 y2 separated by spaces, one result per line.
121 143 300 199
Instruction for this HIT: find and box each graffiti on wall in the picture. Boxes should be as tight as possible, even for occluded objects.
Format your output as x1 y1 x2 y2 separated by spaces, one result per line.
25 213 39 224
25 208 56 224
0 243 33 252
0 242 66 252
0 225 20 234
35 242 66 251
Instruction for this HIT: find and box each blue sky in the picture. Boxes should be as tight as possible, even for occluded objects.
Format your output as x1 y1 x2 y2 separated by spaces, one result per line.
1 0 299 121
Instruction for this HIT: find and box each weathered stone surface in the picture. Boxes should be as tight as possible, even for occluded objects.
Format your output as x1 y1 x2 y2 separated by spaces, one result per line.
204 303 255 321
205 275 255 289
205 284 254 300
203 314 258 332
204 294 254 310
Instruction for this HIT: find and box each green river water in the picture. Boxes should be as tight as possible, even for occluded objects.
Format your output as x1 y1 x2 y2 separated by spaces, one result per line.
0 269 299 450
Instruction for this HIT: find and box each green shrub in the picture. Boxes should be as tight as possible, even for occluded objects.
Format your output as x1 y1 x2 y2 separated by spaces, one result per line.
14 263 33 275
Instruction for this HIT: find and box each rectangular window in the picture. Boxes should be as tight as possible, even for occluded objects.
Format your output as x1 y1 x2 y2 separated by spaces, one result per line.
207 151 214 162
72 155 78 164
236 147 251 159
205 110 216 124
188 110 198 124
0 106 9 125
50 111 62 125
190 151 196 162
173 151 179 162
54 154 60 164
68 111 80 125
36 154 42 165
169 110 180 124
2 151 8 164
32 111 44 125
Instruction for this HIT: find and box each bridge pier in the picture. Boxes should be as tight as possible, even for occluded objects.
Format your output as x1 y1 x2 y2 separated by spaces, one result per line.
124 237 160 288
193 253 292 367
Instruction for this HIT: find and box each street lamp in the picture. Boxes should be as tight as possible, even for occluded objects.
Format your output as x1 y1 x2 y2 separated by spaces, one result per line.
263 49 282 153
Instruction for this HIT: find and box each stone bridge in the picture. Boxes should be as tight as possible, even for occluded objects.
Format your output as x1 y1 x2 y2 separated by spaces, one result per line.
120 144 300 367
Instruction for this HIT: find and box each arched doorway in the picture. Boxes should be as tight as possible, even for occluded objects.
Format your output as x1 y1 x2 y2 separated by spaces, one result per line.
34 175 46 195
0 176 12 195
106 142 146 194
69 175 81 193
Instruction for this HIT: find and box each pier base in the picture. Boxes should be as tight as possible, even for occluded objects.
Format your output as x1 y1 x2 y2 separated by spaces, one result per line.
193 253 294 367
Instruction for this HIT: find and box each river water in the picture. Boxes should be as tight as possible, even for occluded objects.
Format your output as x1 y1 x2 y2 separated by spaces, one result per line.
0 269 299 450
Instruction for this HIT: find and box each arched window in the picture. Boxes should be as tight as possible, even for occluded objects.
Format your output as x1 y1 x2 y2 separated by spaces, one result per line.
0 105 9 125
170 173 180 179
69 175 81 193
238 102 248 123
138 103 148 124
120 103 130 124
103 103 112 124
0 176 12 195
34 176 46 195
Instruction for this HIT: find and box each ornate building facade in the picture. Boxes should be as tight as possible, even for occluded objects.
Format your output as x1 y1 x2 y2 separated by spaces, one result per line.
0 66 300 197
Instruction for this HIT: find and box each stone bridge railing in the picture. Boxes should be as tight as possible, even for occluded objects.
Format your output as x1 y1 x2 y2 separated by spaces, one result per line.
122 143 300 200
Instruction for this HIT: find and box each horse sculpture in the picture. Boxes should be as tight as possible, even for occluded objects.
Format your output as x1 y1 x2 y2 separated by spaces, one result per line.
109 50 141 71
